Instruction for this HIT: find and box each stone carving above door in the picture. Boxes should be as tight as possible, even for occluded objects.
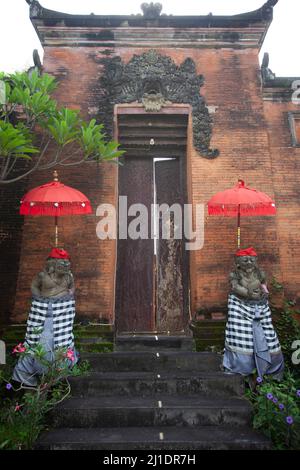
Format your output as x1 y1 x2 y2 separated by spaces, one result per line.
98 49 219 159
140 3 163 19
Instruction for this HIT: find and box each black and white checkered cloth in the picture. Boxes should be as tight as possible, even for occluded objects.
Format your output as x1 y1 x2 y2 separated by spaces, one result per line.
25 295 76 350
225 294 281 354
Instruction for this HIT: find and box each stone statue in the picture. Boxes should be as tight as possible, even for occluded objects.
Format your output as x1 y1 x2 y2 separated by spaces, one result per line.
31 255 74 298
13 248 78 387
261 52 276 83
141 3 163 19
223 247 284 380
230 249 268 301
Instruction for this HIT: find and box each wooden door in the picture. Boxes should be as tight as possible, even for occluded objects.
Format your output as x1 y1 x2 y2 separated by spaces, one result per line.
155 157 187 333
115 156 154 333
115 112 189 334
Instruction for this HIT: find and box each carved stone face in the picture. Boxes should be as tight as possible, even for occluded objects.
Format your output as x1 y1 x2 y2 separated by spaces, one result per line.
46 258 71 275
235 255 257 273
99 50 219 158
55 259 71 275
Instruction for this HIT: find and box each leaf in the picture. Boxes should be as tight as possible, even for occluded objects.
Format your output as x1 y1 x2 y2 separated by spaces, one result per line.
47 108 80 146
0 69 127 182
0 121 38 159
0 440 10 449
10 71 57 95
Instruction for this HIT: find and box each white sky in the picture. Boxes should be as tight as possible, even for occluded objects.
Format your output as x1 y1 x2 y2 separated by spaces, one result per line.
0 0 299 77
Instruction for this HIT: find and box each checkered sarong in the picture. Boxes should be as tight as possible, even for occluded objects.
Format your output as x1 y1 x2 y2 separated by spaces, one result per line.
25 295 76 350
225 294 281 354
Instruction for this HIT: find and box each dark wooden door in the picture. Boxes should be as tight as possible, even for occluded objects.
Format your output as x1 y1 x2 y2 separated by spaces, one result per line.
115 113 189 334
115 156 154 333
155 157 187 333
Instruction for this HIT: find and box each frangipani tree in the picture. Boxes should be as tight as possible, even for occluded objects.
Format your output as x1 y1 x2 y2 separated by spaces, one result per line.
0 70 124 184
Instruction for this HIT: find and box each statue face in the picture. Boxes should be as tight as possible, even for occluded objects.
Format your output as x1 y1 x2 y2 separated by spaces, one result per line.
236 255 257 273
46 258 70 275
54 259 71 275
45 258 56 274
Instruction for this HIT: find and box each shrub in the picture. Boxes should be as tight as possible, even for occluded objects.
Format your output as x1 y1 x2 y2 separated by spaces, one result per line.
272 301 300 376
246 372 300 450
0 343 89 449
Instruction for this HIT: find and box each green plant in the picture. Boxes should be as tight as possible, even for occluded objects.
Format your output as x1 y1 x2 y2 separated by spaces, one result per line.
243 283 300 449
0 342 89 449
76 342 113 354
246 372 300 450
0 70 124 184
268 279 300 376
272 301 300 375
270 277 284 292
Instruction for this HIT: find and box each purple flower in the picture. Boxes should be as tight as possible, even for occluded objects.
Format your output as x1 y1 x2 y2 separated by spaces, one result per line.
266 393 273 400
286 416 294 425
272 397 278 404
279 403 285 411
296 390 300 398
6 383 12 390
256 377 263 384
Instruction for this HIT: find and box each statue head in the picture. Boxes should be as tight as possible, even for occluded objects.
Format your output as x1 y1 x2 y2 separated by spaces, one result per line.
231 247 267 300
234 247 258 274
45 248 71 276
141 3 163 19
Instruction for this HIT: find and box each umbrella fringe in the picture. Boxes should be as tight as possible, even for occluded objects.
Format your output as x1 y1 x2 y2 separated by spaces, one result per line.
20 202 92 216
208 203 276 217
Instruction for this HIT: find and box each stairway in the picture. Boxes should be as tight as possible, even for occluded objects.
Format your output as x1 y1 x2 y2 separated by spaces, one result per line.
36 336 270 450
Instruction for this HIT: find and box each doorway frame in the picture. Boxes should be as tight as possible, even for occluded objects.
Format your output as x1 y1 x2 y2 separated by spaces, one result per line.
112 103 195 333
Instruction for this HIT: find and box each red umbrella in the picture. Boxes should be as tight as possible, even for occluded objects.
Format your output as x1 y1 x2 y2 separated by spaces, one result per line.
207 179 276 249
20 171 92 247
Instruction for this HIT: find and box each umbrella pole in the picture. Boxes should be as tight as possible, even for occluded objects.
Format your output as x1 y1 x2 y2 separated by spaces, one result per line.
237 204 241 249
55 216 58 247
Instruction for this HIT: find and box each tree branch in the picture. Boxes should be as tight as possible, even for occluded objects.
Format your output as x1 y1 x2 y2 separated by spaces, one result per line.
39 147 63 170
6 157 18 176
0 139 51 184
1 156 12 180
58 158 86 167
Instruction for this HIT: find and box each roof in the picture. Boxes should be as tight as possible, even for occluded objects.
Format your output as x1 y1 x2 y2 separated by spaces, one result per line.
261 52 300 101
25 0 279 50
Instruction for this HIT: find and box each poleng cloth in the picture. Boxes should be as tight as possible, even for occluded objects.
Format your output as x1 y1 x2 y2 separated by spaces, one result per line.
25 295 75 350
225 294 281 356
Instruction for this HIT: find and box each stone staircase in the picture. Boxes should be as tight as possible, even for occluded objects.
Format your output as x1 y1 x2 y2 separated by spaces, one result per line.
36 336 270 450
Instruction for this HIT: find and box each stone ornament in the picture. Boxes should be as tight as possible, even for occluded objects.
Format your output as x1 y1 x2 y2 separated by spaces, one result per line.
98 49 219 158
230 247 268 301
141 3 163 19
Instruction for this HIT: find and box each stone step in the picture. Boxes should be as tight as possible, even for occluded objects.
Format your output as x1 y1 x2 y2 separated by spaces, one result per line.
192 325 226 333
36 425 270 450
191 320 226 329
193 330 225 340
80 351 222 372
49 396 252 428
194 338 224 351
75 334 113 341
76 338 112 345
76 342 113 354
68 371 244 398
115 335 194 352
74 324 113 334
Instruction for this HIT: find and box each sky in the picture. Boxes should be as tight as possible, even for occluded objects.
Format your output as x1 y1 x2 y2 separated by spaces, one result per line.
0 0 299 77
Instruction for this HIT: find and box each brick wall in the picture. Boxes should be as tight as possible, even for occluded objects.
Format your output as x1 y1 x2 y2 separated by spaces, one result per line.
12 48 117 323
264 100 300 305
0 179 27 324
11 45 290 322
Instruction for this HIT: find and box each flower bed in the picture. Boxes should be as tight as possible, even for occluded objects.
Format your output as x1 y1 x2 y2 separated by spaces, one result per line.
0 343 89 449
